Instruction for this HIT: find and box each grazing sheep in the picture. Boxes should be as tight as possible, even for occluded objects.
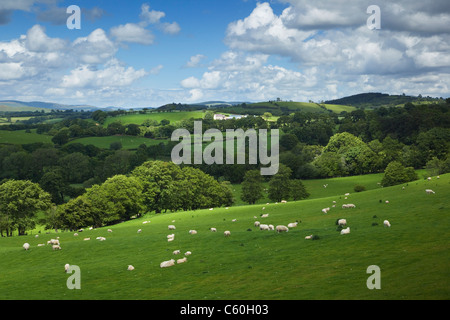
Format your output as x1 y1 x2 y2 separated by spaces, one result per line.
177 257 187 264
427 177 432 181
342 204 356 209
254 221 261 227
321 207 330 214
167 234 175 239
337 219 347 226
52 245 62 250
35 234 39 238
167 237 174 242
232 219 237 222
47 239 59 245
189 230 197 235
23 243 30 251
261 213 269 218
185 251 192 256
224 230 231 237
287 222 298 228
268 224 274 230
142 220 151 224
168 225 176 230
37 243 45 247
160 259 175 268
137 229 142 233
305 235 313 240
383 220 391 227
107 229 113 233
281 200 287 203
385 200 390 204
83 237 90 241
96 236 106 241
259 224 270 230
65 264 70 273
425 189 435 194
340 227 350 235
127 265 135 271
276 225 289 233
210 227 217 232
173 250 181 255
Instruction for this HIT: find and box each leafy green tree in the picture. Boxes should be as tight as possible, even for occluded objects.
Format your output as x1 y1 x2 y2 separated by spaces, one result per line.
289 179 309 200
52 128 70 146
0 180 52 236
240 170 264 204
268 164 292 202
39 170 68 204
381 161 418 187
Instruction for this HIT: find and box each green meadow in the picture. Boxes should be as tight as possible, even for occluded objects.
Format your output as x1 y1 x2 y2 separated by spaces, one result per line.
0 129 53 145
0 173 448 300
103 111 205 127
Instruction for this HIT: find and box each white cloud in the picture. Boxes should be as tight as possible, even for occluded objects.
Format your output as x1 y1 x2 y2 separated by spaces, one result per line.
185 54 207 68
25 25 66 52
73 28 117 64
110 23 155 45
140 3 165 24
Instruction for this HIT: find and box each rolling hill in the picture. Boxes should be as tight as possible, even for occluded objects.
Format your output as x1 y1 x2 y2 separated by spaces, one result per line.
0 173 448 300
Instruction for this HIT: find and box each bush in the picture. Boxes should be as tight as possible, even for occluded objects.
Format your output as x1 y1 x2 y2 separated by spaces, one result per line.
381 161 418 187
354 184 366 192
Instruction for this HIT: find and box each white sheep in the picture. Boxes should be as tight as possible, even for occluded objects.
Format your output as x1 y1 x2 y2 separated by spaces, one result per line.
189 230 197 235
425 189 435 194
210 227 217 232
127 265 135 271
224 230 231 237
65 264 70 273
107 229 113 233
276 225 289 233
52 244 62 250
254 221 261 227
259 224 269 230
305 235 313 240
281 200 287 203
168 225 176 230
342 204 356 209
177 257 187 264
383 220 391 227
23 243 30 251
340 227 350 235
261 213 269 218
137 229 142 233
160 259 175 268
96 236 106 241
47 239 59 245
268 224 274 230
173 250 181 255
338 219 347 226
167 234 175 239
185 251 192 256
83 237 90 241
287 222 298 228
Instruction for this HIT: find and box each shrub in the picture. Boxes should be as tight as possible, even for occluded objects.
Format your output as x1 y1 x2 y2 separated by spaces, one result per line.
354 184 366 192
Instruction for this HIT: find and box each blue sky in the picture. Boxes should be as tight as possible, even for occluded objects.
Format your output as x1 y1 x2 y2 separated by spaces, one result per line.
0 0 449 108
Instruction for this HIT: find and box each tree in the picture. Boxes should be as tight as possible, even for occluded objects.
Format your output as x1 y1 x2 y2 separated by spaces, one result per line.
240 170 263 204
268 164 292 202
52 128 70 146
0 180 52 236
381 161 418 187
289 179 309 200
39 170 68 204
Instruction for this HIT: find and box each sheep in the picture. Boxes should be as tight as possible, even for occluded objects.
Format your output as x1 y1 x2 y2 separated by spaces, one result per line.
189 230 197 235
259 224 270 230
427 176 432 181
425 189 435 194
185 251 192 256
37 243 45 247
160 259 175 268
210 227 217 232
383 220 391 227
167 234 175 239
224 230 231 237
83 237 90 241
281 200 287 203
305 235 313 240
276 225 289 233
127 265 135 271
261 213 269 218
168 225 176 230
52 244 62 250
340 227 350 235
73 233 78 236
47 239 59 245
23 243 30 251
167 237 174 242
177 257 187 264
107 229 113 233
342 204 356 209
96 236 106 241
385 200 390 204
232 219 237 222
321 207 330 214
287 222 298 228
254 221 261 227
65 264 70 272
35 234 39 238
142 220 151 224
137 229 142 233
268 224 274 230
173 250 181 255
337 219 347 226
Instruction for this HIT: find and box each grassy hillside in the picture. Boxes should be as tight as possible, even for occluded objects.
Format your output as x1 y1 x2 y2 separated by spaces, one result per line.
0 129 53 145
0 173 448 300
103 111 205 127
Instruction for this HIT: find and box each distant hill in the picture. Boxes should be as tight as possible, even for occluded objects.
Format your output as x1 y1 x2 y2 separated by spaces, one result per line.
324 92 443 108
0 100 106 112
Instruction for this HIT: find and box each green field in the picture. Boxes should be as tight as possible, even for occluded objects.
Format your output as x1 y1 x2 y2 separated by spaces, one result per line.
103 111 206 127
0 173 448 300
0 129 53 145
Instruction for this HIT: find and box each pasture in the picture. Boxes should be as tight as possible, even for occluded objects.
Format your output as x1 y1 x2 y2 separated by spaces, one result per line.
0 129 53 145
0 173 448 300
103 111 205 127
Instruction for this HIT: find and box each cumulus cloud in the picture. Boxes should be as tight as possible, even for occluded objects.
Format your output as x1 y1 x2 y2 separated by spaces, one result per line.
185 54 207 68
110 23 155 45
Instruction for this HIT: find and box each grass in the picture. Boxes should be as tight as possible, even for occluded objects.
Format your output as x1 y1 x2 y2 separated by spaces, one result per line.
0 173 449 300
0 129 53 145
103 111 205 127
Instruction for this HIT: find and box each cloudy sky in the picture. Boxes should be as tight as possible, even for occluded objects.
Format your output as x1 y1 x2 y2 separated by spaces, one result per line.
0 0 449 108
